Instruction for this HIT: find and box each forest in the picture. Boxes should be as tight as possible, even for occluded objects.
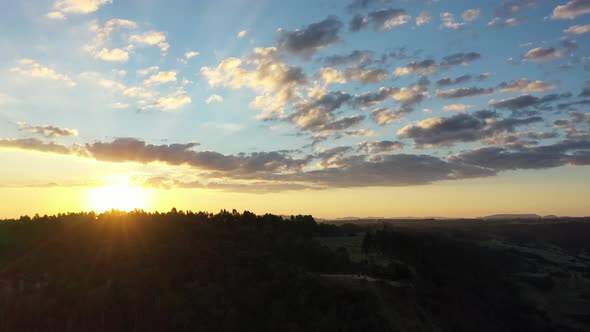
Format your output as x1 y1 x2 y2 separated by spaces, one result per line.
1 210 590 331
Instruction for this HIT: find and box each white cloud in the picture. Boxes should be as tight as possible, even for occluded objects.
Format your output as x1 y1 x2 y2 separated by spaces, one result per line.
50 0 112 18
10 59 76 87
237 30 249 38
442 104 471 112
462 9 480 22
129 31 169 51
143 71 177 85
416 11 431 26
441 12 465 29
98 79 126 91
564 24 590 35
206 94 224 104
94 48 129 62
499 79 555 93
550 0 590 20
47 11 66 20
185 51 200 59
147 89 192 111
112 102 130 109
16 121 79 138
124 87 156 99
137 66 159 77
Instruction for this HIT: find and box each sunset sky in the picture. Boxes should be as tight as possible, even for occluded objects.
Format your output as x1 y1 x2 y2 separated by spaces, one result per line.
1 0 589 218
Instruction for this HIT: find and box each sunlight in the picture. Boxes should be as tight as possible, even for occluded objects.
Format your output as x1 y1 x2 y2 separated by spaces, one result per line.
89 176 149 212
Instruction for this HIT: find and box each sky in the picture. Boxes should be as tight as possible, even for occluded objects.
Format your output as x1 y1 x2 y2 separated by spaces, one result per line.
0 0 589 219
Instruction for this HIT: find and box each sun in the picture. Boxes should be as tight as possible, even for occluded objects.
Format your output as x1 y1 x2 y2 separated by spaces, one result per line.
89 177 149 212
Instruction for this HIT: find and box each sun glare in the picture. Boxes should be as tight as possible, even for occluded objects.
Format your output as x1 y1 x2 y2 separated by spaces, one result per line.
89 177 149 212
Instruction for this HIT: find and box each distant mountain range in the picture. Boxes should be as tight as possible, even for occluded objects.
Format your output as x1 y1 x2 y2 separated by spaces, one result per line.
322 214 572 222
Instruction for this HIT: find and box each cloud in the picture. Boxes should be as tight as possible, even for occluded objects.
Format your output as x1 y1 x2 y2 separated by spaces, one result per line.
237 30 249 38
201 47 306 117
143 71 177 85
347 0 393 11
0 138 72 155
550 0 590 20
462 9 481 21
416 11 431 26
442 104 471 112
123 86 156 99
498 79 555 93
345 129 375 137
10 59 76 87
86 138 308 174
350 8 411 31
440 12 465 30
358 140 403 153
147 90 192 111
129 31 169 51
206 94 224 104
450 140 590 170
487 17 527 28
353 82 428 112
16 122 78 138
289 91 352 131
185 51 200 59
282 153 494 188
137 66 159 77
394 59 437 76
278 16 343 58
49 0 111 18
435 87 494 99
437 75 472 87
523 47 561 62
94 48 129 62
394 52 480 76
397 113 543 147
323 50 373 67
564 24 590 35
441 52 481 66
320 67 388 84
371 108 404 125
47 11 66 20
488 93 571 110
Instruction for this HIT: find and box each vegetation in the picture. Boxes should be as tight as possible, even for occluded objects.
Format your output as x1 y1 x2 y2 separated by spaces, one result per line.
1 210 589 331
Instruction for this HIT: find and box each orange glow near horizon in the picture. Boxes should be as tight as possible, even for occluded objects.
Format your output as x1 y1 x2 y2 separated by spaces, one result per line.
87 176 150 212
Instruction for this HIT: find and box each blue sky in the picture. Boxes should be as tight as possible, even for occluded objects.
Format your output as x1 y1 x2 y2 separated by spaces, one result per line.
0 0 589 217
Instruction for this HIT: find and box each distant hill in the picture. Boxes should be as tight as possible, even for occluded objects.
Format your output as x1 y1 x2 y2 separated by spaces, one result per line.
479 214 541 220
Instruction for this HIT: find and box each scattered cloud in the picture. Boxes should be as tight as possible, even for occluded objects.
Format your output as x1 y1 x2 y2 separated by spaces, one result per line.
523 47 562 62
398 113 543 147
206 94 224 104
129 30 169 52
435 87 494 99
49 0 111 18
462 9 481 21
143 71 177 85
16 122 78 138
416 11 431 26
442 104 471 112
10 59 76 87
498 79 555 93
95 48 129 62
350 8 411 31
550 0 590 20
564 24 590 35
278 16 343 59
185 51 200 59
440 12 465 30
358 140 403 153
237 30 249 38
201 47 306 117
